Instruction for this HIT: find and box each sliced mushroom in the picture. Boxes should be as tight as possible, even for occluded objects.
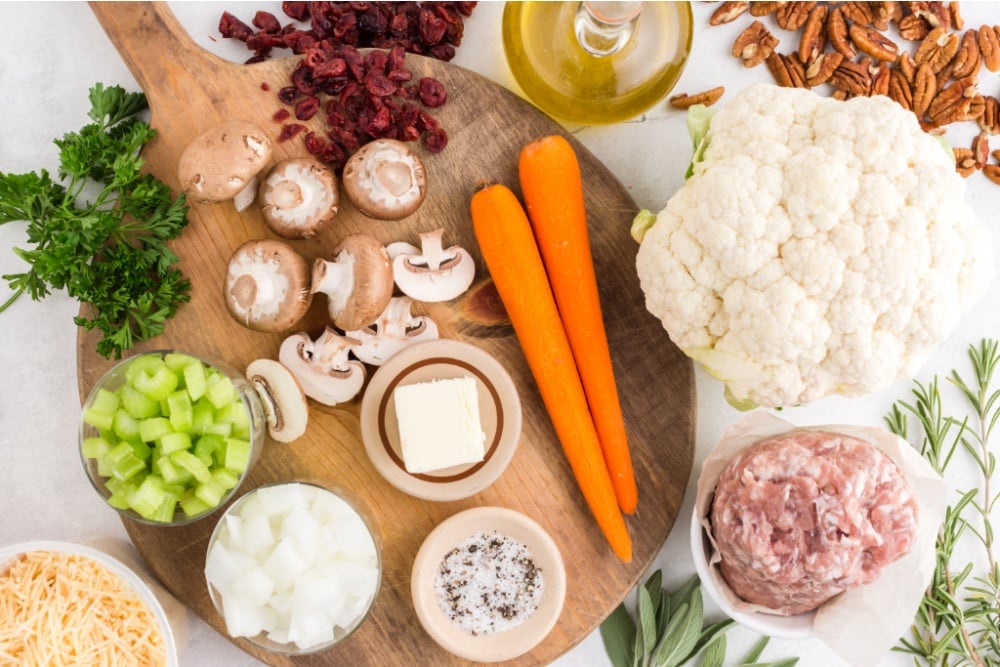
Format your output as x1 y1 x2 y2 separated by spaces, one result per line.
346 296 439 366
245 358 308 443
177 120 273 211
311 234 394 331
392 228 476 302
278 328 366 406
259 157 339 239
341 138 427 220
224 239 312 332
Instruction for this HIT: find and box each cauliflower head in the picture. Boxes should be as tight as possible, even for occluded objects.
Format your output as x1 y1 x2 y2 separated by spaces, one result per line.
636 83 994 408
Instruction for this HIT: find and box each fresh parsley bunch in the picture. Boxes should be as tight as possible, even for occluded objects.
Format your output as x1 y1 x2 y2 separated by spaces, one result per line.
0 83 190 358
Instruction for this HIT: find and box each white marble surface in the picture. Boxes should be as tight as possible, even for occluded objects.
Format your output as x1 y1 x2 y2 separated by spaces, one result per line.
2 2 999 666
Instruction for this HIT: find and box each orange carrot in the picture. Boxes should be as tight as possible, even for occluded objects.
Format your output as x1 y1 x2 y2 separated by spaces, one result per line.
470 182 632 563
518 135 638 515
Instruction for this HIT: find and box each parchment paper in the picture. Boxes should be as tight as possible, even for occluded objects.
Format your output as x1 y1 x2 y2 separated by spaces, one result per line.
694 412 947 667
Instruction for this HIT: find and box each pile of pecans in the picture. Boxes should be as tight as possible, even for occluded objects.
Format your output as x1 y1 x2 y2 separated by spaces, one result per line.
709 1 1000 185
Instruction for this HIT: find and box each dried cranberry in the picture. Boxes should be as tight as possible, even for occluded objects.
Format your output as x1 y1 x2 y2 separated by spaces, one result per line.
365 71 397 97
417 77 447 107
282 1 310 21
365 49 389 73
273 108 291 122
253 11 282 33
423 128 448 153
304 131 328 156
358 7 389 35
260 81 271 91
219 11 254 41
428 43 456 61
313 57 347 79
246 31 287 52
278 86 302 105
342 47 366 82
290 64 317 94
295 96 321 120
418 8 448 45
279 123 308 142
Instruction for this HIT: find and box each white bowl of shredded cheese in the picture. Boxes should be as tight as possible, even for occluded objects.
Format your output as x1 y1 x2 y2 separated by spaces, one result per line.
0 539 184 666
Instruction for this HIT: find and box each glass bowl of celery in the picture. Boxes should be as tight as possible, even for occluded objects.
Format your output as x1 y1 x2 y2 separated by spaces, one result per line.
79 351 266 526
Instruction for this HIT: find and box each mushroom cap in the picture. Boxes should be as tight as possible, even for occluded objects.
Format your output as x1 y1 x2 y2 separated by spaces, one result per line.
245 358 308 443
224 239 312 332
178 120 273 204
312 234 394 331
341 138 427 220
259 157 340 239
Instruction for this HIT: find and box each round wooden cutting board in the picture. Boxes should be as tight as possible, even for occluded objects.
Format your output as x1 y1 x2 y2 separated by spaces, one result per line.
77 4 695 665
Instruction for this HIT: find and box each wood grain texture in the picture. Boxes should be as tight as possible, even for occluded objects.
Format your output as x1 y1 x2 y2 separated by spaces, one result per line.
77 3 695 665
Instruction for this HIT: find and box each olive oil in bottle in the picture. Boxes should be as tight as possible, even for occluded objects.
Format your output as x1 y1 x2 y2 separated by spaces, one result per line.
502 2 693 125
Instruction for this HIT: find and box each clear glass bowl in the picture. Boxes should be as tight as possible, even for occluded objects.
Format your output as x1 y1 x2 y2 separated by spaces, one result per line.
204 480 382 655
79 350 265 527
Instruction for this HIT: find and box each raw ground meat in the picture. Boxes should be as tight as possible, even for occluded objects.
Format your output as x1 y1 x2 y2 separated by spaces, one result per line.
709 430 919 615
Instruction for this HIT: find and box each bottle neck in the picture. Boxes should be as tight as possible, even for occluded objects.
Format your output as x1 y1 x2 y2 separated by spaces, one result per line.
574 1 643 56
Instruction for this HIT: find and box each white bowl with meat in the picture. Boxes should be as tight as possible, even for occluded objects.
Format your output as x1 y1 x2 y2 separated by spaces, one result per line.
692 412 946 665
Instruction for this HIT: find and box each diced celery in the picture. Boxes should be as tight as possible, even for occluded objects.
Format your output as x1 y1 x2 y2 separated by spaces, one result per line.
205 374 238 409
138 417 172 443
83 388 120 430
106 491 132 510
126 438 152 462
170 449 212 483
183 361 208 401
155 455 193 486
194 478 227 508
180 491 211 518
164 352 200 373
121 384 160 419
191 400 215 435
167 390 193 432
203 421 232 438
113 409 141 441
223 438 252 473
132 363 179 401
148 495 179 523
212 468 239 490
159 431 192 456
159 399 171 416
129 475 169 519
126 355 167 383
82 436 113 460
104 442 145 482
194 433 225 460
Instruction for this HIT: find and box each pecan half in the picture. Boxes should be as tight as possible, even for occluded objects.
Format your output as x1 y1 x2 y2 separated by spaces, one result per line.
849 23 900 61
869 61 891 97
840 1 874 26
749 1 784 17
915 27 960 73
949 2 964 31
829 59 872 97
980 96 1000 134
912 63 938 118
950 30 982 79
984 164 1000 186
954 147 977 177
928 75 978 125
898 52 917 84
776 2 814 31
806 52 844 87
669 87 726 109
873 2 902 30
709 1 750 26
766 51 807 88
898 14 931 41
798 4 828 63
973 132 990 167
827 7 857 59
888 68 914 110
980 25 1000 72
969 95 987 121
732 20 779 67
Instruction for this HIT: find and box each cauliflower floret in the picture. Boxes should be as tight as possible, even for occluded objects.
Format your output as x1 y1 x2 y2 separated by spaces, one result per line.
636 83 993 408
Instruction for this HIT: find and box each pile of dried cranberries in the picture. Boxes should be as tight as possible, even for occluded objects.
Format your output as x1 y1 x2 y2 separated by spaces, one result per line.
220 2 477 171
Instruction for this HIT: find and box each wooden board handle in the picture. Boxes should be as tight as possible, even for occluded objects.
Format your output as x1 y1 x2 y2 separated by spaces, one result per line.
88 2 234 110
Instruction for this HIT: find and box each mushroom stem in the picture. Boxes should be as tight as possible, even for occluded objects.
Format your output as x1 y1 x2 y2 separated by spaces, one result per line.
311 256 356 321
415 228 451 270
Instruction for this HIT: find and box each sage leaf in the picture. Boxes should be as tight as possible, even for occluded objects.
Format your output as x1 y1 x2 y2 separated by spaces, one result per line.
638 585 658 655
600 602 636 667
700 634 726 667
742 636 770 663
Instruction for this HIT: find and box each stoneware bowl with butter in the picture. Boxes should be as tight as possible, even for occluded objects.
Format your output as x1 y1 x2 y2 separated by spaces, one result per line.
359 339 522 501
411 506 566 662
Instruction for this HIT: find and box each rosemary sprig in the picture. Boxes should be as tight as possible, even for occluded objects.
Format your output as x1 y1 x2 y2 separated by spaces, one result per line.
885 338 1000 666
600 571 798 667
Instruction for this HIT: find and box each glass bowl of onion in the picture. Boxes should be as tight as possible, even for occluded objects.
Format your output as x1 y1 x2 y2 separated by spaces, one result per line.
79 351 266 526
204 480 382 655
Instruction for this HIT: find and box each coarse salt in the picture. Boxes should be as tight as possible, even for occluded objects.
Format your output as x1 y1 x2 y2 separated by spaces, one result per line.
433 531 543 636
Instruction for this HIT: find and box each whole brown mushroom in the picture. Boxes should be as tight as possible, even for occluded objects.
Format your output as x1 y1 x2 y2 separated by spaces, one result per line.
177 120 273 211
341 138 427 220
224 239 312 332
311 234 394 331
259 157 339 239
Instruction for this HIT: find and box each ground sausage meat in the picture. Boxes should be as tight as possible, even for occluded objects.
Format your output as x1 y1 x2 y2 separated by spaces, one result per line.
709 430 918 615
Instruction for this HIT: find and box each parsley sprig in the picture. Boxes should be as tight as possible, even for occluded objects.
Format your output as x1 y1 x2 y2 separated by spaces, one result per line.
886 338 1000 665
0 83 190 358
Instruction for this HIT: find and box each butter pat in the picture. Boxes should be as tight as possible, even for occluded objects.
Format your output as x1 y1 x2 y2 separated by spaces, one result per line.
393 376 487 474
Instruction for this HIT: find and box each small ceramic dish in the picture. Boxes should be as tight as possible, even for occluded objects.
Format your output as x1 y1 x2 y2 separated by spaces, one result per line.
690 507 815 639
411 506 566 663
359 338 522 501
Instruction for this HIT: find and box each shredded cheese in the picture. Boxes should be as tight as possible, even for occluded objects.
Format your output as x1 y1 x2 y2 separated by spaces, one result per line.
0 550 167 666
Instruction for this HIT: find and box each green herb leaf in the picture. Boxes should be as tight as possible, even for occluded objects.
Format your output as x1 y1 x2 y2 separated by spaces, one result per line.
699 634 726 667
600 602 637 667
1 83 189 358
